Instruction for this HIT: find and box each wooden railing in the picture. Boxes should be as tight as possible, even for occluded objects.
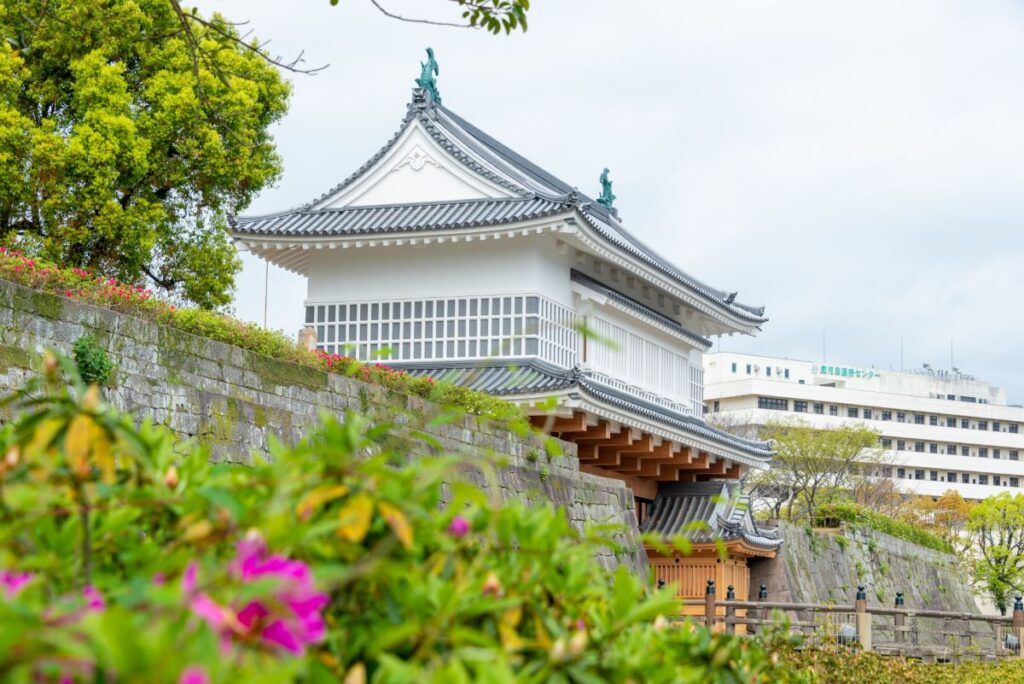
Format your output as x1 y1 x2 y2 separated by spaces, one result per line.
678 580 1024 662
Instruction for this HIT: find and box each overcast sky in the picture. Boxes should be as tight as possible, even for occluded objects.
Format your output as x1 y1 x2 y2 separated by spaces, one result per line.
197 0 1024 403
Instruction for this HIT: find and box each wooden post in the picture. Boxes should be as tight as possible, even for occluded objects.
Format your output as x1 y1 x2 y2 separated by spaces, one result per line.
894 591 905 645
750 583 767 636
1013 595 1024 658
855 585 871 652
704 579 716 631
725 585 736 634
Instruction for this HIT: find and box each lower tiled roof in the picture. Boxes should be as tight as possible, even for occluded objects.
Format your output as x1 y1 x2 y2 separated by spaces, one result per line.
641 481 782 550
390 359 772 461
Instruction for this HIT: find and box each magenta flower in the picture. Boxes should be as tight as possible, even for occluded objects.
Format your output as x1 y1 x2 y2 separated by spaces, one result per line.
1 570 32 599
183 532 328 656
447 516 471 538
83 585 105 612
178 666 210 684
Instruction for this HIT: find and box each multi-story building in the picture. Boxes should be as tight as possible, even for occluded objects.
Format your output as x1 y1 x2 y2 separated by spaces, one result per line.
704 352 1024 499
230 50 781 596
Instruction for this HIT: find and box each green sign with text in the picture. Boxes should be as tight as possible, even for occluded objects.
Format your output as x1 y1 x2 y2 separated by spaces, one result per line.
813 365 880 380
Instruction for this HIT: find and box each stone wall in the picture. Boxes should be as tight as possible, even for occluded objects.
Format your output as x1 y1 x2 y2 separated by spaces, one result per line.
0 278 646 572
749 521 987 646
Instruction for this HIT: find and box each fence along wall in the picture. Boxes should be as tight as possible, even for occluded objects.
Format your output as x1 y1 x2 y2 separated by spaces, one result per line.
0 278 646 573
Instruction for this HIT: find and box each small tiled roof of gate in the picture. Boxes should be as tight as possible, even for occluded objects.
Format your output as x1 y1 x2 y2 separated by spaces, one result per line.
395 359 773 461
231 89 767 325
641 481 782 550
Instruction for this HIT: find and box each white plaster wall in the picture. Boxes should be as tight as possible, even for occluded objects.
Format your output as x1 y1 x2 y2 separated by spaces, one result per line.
305 235 573 306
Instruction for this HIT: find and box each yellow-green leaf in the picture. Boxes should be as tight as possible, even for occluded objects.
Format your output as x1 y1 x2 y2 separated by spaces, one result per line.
296 484 349 519
65 414 93 477
379 501 413 549
337 492 373 543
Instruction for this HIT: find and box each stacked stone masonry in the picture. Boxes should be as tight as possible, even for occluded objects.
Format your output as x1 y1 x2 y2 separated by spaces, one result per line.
0 279 645 572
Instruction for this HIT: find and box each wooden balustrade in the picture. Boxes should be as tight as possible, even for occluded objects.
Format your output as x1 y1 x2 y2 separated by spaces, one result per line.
672 582 1024 662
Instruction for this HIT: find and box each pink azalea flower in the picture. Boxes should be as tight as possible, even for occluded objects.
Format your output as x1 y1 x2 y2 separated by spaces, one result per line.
83 585 105 612
447 516 471 538
1 570 33 598
178 666 209 684
183 533 328 656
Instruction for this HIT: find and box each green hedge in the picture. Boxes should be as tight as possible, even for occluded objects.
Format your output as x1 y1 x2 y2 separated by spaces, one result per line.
814 502 954 554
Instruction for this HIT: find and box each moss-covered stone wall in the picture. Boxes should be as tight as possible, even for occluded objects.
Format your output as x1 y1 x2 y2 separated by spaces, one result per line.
0 278 645 572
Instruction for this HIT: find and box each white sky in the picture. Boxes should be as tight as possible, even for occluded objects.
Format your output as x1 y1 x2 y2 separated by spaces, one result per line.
197 0 1024 403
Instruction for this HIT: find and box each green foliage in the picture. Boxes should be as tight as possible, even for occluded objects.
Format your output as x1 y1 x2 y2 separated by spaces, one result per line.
0 355 798 683
71 334 113 386
0 0 290 308
814 503 954 554
834 535 848 552
966 492 1024 614
775 644 1024 683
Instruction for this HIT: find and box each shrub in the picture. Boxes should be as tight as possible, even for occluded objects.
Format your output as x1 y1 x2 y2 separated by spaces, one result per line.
0 354 796 683
814 502 954 554
0 247 517 421
72 334 113 386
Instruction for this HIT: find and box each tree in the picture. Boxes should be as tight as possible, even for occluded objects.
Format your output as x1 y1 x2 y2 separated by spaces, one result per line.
756 420 881 522
966 492 1024 615
0 1 290 308
904 489 973 556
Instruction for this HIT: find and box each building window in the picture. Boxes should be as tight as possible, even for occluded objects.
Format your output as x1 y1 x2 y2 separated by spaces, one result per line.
914 442 925 453
746 364 752 374
829 405 838 416
994 477 1001 487
1012 451 1020 461
784 369 790 379
1012 478 1020 488
713 400 720 413
766 367 772 377
758 397 788 411
930 471 938 481
915 470 924 480
914 414 925 425
813 403 824 414
1011 424 1020 434
929 415 938 426
929 443 938 454
794 400 808 413
863 408 873 420
993 421 1001 432
979 475 989 485
961 419 970 429
897 412 906 423
848 407 859 418
947 471 957 483
897 468 906 478
946 417 955 428
881 438 892 448
979 448 988 458
897 440 906 451
961 446 970 456
962 473 970 484
978 421 988 431
731 362 737 373
994 449 1001 459
947 444 957 455
881 411 892 421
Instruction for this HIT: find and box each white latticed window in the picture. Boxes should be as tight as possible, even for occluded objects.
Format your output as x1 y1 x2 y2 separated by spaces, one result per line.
305 294 577 367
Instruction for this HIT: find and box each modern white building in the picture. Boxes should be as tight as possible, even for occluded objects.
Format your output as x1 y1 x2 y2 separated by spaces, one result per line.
704 352 1024 500
229 51 785 587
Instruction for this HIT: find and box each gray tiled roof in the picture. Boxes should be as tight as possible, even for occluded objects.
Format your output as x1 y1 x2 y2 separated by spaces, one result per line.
641 481 782 550
570 270 712 348
231 88 767 326
390 359 773 461
232 197 567 237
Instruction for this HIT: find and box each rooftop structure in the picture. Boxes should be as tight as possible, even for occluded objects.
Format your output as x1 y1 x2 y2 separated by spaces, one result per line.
705 352 1024 500
231 50 780 597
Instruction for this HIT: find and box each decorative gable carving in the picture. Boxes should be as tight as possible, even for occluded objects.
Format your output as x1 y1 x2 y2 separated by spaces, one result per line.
317 122 516 209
